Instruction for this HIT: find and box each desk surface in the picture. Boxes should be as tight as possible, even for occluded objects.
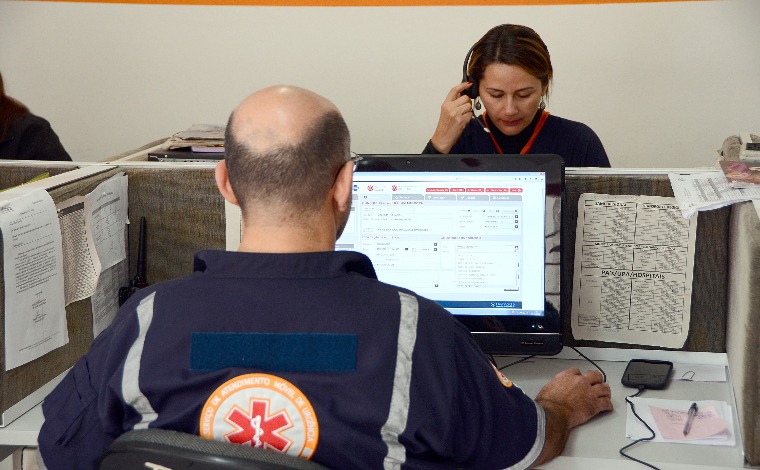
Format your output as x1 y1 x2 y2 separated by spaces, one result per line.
0 403 42 447
0 349 755 469
500 351 751 469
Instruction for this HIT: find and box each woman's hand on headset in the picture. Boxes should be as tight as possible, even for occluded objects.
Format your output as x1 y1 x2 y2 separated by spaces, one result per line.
430 81 475 154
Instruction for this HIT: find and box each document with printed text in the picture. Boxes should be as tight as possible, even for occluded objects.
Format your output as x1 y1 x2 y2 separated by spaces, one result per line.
57 197 100 306
0 189 69 370
571 194 697 348
668 171 760 219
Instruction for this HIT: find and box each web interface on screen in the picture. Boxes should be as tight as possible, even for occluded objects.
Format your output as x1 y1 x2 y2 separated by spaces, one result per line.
336 171 546 316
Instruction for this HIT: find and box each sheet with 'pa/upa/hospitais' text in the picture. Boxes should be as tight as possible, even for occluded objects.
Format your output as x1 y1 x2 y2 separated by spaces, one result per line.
571 193 697 349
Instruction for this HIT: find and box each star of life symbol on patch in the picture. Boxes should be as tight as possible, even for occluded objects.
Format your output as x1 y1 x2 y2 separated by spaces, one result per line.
226 398 293 451
200 373 319 460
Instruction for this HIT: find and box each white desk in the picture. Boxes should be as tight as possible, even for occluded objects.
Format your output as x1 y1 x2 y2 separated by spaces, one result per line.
0 403 42 448
500 347 755 469
1 348 756 469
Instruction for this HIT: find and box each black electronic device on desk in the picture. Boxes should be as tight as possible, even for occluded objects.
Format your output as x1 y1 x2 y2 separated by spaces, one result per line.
337 154 564 356
621 359 673 390
119 216 149 306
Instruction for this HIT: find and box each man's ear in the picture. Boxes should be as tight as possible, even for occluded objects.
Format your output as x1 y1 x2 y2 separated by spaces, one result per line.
332 160 353 212
215 160 239 206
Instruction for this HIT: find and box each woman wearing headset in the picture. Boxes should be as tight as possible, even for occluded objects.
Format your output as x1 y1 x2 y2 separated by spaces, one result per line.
423 24 610 167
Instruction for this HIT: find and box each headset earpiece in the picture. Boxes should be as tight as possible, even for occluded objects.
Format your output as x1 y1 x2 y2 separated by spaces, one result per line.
462 43 479 100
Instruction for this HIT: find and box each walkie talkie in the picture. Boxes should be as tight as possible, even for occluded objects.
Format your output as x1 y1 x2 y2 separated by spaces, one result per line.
119 216 148 306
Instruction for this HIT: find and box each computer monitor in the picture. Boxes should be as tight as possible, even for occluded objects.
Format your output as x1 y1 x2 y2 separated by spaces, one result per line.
336 154 564 356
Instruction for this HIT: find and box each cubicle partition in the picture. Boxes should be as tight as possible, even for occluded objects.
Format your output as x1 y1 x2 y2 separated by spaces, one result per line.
0 162 79 190
726 201 760 466
122 166 226 285
722 136 760 466
0 164 121 425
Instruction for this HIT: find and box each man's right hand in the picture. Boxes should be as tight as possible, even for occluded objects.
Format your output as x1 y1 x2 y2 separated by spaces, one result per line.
429 82 476 154
531 368 613 467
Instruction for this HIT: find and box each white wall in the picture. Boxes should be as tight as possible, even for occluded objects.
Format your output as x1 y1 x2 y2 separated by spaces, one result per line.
0 0 758 167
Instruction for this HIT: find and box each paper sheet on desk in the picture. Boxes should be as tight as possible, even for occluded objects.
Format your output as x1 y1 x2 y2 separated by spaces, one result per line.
672 363 727 382
651 405 729 441
668 172 760 219
626 397 735 446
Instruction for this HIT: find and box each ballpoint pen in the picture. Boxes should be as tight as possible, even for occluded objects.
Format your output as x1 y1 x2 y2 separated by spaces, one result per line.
683 402 698 435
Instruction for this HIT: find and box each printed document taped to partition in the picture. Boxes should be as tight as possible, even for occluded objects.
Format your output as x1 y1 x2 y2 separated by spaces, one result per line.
571 194 697 348
85 173 128 271
57 196 100 306
0 189 69 370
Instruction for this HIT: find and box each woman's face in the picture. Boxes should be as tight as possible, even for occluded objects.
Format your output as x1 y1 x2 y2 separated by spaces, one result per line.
478 63 547 136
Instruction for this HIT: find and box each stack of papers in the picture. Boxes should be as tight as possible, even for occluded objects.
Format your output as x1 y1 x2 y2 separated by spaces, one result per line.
626 398 735 446
161 124 225 151
668 172 760 219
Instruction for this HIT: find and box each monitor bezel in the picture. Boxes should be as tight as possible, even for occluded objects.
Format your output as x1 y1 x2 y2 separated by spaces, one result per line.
353 154 565 357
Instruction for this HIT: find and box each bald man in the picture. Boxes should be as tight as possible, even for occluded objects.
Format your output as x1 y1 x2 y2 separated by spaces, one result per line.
37 86 611 470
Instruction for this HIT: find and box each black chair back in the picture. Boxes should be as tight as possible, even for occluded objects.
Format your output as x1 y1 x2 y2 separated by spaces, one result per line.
99 428 330 470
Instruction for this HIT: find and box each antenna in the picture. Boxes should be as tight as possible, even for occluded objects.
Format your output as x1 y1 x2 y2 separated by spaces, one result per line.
118 216 149 305
133 216 148 289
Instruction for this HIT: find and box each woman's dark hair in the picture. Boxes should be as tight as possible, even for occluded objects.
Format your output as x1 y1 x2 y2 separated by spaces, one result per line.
469 24 553 89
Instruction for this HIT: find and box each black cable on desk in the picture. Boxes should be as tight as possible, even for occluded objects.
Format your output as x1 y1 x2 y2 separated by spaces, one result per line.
496 354 537 370
493 347 608 383
568 345 607 383
620 386 661 470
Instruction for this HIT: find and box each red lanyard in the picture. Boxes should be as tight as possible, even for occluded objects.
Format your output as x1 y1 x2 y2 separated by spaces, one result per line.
483 110 550 154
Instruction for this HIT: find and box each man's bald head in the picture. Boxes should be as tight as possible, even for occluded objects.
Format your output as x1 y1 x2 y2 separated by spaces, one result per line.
229 86 340 153
223 85 350 219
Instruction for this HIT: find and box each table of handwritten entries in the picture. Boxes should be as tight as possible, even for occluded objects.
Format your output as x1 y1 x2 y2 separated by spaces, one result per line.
572 194 697 347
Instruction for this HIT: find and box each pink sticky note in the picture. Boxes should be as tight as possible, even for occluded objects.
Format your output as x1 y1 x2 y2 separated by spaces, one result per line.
649 405 728 440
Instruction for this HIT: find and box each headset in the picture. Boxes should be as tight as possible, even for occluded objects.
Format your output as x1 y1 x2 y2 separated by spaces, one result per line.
462 41 488 132
462 42 480 100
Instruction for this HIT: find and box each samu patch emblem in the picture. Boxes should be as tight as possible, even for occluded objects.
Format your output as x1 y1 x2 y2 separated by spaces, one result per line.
200 373 319 459
491 363 513 388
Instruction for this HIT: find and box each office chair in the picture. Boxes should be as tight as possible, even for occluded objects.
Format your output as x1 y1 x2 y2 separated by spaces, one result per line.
99 428 330 470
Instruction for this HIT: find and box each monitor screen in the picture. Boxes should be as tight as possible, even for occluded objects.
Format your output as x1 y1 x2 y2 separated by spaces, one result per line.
336 154 564 356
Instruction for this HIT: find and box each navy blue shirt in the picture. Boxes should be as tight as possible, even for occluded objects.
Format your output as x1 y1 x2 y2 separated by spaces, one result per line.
38 250 543 469
424 113 610 168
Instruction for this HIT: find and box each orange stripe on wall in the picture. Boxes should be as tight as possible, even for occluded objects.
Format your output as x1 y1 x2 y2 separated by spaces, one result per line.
35 0 711 5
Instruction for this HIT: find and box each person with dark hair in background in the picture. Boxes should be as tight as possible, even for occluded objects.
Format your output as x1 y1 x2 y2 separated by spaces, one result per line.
424 24 610 168
38 85 611 470
0 72 72 161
